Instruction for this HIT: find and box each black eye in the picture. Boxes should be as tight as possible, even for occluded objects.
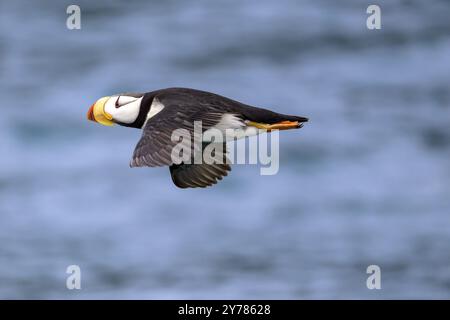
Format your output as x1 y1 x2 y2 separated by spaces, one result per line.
115 96 121 108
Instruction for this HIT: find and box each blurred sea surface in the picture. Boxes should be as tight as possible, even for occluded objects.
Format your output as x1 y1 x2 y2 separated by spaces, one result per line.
0 0 449 298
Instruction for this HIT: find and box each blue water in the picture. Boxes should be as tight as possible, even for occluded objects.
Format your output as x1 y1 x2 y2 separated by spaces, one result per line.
0 0 450 299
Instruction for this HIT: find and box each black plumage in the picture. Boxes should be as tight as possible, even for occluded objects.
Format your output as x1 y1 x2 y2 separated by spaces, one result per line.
169 142 231 188
128 88 308 188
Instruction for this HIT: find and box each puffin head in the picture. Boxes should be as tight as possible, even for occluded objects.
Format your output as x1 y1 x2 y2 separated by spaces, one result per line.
87 93 144 127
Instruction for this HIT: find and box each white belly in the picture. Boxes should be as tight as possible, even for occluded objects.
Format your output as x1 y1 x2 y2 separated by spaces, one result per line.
203 113 261 141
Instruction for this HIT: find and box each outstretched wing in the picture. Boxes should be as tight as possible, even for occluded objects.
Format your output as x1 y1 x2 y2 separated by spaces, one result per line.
169 162 231 188
169 142 231 188
130 97 224 168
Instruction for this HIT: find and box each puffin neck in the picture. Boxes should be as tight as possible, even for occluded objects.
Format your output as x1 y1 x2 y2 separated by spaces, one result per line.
118 92 155 129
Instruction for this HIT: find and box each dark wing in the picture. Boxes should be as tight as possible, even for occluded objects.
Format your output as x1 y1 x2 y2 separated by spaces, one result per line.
170 162 231 188
130 96 225 168
169 142 231 188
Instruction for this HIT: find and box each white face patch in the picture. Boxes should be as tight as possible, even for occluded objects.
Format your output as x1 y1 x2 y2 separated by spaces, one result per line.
104 96 142 124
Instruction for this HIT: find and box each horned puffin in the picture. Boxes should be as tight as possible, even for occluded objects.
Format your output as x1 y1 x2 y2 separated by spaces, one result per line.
87 87 308 188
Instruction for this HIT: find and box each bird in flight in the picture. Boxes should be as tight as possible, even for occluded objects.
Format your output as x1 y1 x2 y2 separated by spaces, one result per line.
87 87 308 188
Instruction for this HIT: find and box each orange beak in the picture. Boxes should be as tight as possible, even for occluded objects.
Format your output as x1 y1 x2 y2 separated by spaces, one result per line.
87 104 95 121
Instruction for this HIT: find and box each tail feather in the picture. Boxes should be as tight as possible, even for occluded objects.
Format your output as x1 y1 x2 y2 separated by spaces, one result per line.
280 114 309 123
239 105 308 124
